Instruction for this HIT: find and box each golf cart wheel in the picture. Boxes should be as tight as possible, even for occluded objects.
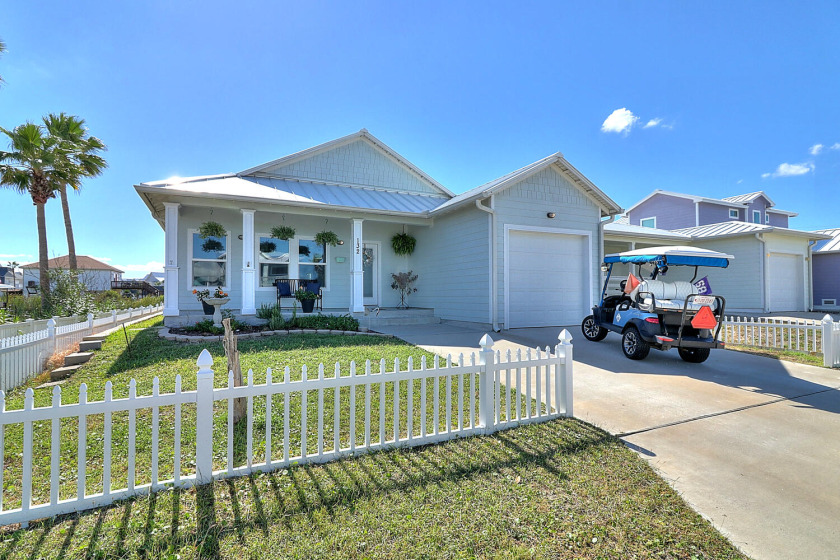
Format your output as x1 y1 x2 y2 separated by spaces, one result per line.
678 347 711 363
581 315 608 341
622 326 650 360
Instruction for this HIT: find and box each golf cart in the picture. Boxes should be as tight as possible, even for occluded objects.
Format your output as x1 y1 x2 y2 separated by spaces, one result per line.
581 246 733 362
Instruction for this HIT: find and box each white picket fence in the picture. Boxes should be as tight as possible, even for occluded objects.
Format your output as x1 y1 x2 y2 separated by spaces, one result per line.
720 315 840 367
0 305 164 391
0 332 573 526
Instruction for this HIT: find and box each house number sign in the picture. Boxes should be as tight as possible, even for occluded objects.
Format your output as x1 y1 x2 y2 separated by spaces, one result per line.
356 238 361 254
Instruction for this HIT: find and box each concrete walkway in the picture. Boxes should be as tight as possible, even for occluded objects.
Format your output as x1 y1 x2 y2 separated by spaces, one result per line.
377 322 840 560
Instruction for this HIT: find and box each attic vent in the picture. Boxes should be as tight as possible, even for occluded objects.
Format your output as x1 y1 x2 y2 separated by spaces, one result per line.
822 299 837 306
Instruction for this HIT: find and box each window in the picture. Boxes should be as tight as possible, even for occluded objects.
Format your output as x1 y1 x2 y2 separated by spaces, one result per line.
752 210 761 224
729 209 739 219
298 239 328 286
258 236 290 287
765 213 770 224
190 231 228 288
640 217 656 228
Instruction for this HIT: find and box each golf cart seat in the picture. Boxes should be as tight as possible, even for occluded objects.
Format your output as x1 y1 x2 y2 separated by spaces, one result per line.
637 280 717 311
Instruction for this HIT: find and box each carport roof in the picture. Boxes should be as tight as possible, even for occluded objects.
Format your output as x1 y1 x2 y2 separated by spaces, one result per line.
813 228 840 253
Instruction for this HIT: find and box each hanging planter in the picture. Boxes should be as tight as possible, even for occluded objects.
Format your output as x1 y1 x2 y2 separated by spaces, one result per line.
391 233 416 256
270 225 296 240
314 230 340 247
198 221 227 239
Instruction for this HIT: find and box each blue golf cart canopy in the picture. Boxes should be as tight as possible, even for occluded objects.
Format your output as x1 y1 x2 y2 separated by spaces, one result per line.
604 246 733 268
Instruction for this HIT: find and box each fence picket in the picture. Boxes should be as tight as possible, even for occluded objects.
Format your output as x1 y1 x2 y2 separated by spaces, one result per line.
295 367 301 461
350 361 357 450
151 377 159 489
0 392 4 512
317 365 324 457
50 386 61 505
365 361 372 447
174 375 182 485
420 358 427 438
266 368 273 468
103 382 113 497
128 380 136 492
334 363 340 453
77 384 87 500
393 358 400 443
227 371 234 475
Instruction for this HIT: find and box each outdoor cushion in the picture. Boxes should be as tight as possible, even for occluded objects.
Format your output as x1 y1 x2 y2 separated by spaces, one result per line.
277 282 292 296
305 282 321 294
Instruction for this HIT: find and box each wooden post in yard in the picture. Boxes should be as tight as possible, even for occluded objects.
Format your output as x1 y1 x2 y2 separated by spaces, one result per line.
222 318 246 423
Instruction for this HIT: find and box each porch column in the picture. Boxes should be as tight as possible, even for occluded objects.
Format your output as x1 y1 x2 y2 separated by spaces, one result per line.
351 218 364 313
163 202 180 317
241 209 256 315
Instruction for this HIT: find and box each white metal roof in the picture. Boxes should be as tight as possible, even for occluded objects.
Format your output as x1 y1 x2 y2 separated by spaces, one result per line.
672 221 828 240
721 191 776 206
813 228 840 252
604 221 690 240
136 175 447 215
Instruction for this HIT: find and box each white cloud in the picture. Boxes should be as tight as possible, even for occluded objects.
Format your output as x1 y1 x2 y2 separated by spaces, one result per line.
831 143 840 150
0 253 34 261
90 255 113 263
809 143 824 155
113 261 165 274
736 179 743 184
601 108 639 134
762 162 814 179
643 118 662 129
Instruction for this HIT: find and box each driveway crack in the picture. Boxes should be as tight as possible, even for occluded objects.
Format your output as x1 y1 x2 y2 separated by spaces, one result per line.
616 385 840 438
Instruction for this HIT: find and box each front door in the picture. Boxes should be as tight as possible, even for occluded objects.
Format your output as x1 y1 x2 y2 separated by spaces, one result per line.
363 243 379 306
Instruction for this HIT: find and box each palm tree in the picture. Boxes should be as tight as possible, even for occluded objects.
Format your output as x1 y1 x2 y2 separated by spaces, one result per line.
0 123 64 302
43 113 108 271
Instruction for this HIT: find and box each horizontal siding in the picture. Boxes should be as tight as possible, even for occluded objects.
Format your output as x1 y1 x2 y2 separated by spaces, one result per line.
698 202 735 225
689 238 763 311
493 167 601 327
628 194 696 230
813 253 840 305
411 206 490 323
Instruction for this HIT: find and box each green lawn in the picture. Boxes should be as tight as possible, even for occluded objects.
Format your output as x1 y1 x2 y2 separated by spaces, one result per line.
0 318 747 559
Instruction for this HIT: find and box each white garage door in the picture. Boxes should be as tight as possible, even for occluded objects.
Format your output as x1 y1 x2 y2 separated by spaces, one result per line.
507 230 589 328
768 253 805 311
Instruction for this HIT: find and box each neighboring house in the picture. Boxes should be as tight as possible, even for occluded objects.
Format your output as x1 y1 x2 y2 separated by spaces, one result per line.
21 255 124 295
135 129 622 329
626 190 797 230
605 191 829 312
0 267 21 288
143 272 165 285
812 229 840 310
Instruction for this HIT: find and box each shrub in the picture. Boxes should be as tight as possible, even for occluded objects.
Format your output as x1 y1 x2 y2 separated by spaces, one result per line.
46 269 96 317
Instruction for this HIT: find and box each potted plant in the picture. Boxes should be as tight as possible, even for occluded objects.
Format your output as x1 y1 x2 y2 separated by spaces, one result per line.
193 288 213 315
314 230 340 248
294 288 318 314
270 225 296 240
391 232 416 256
390 271 418 309
198 221 227 238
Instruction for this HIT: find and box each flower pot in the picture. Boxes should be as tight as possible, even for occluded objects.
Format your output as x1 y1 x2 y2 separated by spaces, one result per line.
201 300 214 315
300 299 316 314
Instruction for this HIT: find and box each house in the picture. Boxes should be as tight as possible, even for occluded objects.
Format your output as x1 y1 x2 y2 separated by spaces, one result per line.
0 266 21 288
604 190 829 313
625 190 798 229
812 229 840 310
21 255 124 295
135 129 621 329
142 272 165 285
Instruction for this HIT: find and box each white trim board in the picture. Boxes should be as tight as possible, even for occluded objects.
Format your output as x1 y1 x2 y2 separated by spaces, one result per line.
503 224 593 329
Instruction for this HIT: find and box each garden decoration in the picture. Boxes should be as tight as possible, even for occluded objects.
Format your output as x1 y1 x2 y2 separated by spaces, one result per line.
193 287 229 325
390 271 418 309
391 232 416 256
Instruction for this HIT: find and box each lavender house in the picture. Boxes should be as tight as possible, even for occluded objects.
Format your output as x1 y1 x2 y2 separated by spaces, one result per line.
604 190 828 313
812 229 840 310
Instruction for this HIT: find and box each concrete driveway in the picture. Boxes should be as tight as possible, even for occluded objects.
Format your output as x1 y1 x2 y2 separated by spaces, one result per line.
378 322 840 560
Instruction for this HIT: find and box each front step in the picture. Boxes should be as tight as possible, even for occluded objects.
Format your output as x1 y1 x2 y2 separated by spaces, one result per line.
51 365 81 381
79 340 102 351
82 333 109 342
64 352 94 367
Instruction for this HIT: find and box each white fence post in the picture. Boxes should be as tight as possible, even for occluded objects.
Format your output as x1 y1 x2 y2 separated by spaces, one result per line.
87 312 94 333
823 315 834 368
558 329 574 417
46 318 56 353
195 349 214 484
478 334 495 434
112 309 117 326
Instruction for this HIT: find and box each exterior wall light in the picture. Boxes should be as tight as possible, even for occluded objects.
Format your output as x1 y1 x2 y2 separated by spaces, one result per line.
337 240 345 245
547 212 556 219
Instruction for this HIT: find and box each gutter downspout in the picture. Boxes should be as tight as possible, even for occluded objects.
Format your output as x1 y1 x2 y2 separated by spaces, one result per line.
756 233 768 312
599 214 619 305
808 239 817 311
475 197 500 332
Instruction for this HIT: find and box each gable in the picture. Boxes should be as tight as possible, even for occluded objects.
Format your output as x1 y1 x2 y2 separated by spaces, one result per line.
498 166 599 212
254 139 444 196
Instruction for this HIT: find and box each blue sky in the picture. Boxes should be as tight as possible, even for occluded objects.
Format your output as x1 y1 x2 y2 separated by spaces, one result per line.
1 1 838 276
